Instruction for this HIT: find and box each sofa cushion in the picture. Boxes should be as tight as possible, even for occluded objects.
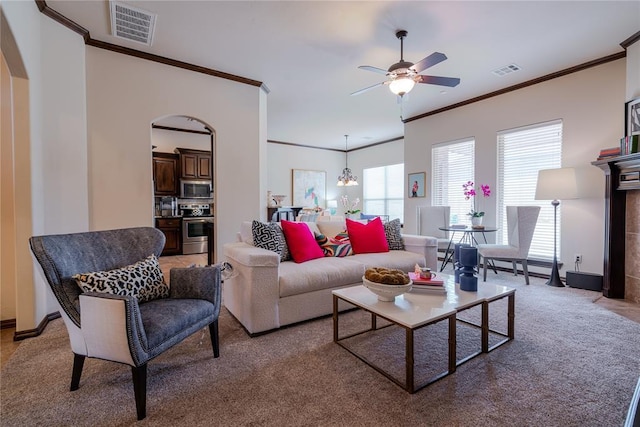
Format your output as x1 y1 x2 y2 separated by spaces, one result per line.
314 232 353 257
251 221 291 261
384 218 405 250
72 254 169 303
346 217 389 254
350 250 426 273
281 220 324 263
278 257 365 297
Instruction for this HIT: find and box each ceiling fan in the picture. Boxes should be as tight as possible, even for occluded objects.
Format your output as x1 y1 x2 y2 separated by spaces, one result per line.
351 30 460 97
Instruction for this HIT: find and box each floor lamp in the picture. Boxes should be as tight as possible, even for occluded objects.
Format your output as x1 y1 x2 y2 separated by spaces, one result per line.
534 167 579 287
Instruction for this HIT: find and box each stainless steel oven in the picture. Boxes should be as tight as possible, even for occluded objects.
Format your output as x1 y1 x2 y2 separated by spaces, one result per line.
182 216 214 255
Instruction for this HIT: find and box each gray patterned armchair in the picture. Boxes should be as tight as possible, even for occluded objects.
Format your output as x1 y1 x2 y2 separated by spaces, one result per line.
29 227 221 421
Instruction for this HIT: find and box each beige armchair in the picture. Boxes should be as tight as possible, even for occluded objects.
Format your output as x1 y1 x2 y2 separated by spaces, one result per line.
477 206 541 285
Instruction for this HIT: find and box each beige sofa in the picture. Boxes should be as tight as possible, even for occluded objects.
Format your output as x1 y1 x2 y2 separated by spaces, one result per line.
223 220 438 335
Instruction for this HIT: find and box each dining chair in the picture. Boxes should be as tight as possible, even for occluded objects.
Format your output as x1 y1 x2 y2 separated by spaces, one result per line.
416 206 451 268
271 207 295 222
476 205 541 285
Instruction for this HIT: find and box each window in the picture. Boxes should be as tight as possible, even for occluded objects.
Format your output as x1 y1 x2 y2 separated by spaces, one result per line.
432 138 475 225
362 163 404 220
497 120 562 259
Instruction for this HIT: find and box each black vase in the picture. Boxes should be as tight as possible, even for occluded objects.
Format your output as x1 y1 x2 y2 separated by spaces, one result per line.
459 246 478 292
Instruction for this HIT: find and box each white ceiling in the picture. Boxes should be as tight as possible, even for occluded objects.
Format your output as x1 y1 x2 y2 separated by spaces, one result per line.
48 1 639 150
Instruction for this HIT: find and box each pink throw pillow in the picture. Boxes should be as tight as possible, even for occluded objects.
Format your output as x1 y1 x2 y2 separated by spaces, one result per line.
346 217 389 254
280 220 325 263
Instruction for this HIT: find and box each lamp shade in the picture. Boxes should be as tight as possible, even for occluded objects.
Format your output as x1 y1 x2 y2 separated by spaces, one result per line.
534 167 579 201
389 76 415 95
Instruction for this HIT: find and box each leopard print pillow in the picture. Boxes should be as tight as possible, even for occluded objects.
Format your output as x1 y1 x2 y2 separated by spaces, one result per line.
73 254 169 303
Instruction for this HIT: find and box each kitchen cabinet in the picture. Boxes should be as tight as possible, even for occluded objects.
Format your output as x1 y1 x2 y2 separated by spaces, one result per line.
152 152 179 196
175 148 212 180
156 217 182 256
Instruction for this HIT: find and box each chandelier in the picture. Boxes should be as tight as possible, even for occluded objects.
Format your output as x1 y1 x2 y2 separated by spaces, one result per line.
337 135 358 186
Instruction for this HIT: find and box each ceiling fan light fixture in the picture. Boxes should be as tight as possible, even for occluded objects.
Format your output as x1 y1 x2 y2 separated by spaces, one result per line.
337 135 358 186
389 76 415 96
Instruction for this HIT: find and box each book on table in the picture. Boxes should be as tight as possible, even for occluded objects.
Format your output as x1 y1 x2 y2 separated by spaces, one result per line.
408 272 446 294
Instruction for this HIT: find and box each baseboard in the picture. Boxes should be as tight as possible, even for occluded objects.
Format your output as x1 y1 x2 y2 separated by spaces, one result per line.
566 271 603 291
13 312 61 341
1 318 17 329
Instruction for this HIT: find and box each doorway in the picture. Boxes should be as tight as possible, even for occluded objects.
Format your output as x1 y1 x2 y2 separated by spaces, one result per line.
151 115 217 263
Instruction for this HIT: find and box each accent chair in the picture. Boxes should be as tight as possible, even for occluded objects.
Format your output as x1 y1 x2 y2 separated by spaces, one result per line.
29 227 222 421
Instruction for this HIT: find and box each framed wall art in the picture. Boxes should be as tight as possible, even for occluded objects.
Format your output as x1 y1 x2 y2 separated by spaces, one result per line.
292 169 326 208
626 97 640 136
408 172 426 198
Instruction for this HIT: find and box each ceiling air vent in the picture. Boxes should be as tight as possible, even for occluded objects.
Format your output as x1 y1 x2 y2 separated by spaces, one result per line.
109 1 156 46
492 63 521 77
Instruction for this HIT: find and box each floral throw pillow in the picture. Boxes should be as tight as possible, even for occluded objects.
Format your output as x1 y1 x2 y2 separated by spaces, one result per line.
383 218 405 250
314 232 353 257
72 254 169 303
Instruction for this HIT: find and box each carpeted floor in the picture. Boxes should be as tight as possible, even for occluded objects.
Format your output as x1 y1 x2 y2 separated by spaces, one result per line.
1 274 639 426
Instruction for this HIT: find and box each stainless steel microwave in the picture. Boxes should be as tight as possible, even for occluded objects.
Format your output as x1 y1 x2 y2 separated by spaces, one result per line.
180 180 212 199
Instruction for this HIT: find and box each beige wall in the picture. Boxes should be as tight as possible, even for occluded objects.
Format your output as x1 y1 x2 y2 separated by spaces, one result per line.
2 1 88 329
404 59 626 277
1 52 17 321
85 47 264 258
152 127 210 154
627 38 640 101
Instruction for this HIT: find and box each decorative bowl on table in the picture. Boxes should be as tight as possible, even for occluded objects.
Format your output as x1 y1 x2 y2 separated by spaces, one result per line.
362 267 412 302
272 195 286 206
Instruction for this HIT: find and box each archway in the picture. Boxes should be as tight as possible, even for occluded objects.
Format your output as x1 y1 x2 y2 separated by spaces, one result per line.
150 115 217 263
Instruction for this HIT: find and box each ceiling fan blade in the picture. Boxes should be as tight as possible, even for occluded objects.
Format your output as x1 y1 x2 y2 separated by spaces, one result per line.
350 81 386 96
358 65 389 75
416 75 461 87
411 52 447 73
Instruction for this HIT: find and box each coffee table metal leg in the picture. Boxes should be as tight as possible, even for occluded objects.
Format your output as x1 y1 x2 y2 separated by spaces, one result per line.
406 328 415 392
448 314 456 374
508 294 515 339
482 301 489 353
333 294 339 342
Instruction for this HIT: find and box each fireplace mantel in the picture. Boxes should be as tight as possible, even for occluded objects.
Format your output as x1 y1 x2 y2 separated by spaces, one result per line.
592 152 640 298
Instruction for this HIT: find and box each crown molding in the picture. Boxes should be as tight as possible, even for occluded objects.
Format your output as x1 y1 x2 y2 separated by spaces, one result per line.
621 31 640 49
35 0 264 89
404 51 626 124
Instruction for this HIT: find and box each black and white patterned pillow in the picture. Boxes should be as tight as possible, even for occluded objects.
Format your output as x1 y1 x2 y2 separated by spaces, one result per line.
251 220 291 261
72 254 169 303
384 218 405 250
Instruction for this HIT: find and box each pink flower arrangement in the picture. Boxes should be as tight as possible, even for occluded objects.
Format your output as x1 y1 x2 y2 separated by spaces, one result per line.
463 181 491 217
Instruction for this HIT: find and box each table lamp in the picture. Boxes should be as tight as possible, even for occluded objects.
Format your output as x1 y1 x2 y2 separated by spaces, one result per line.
534 167 579 287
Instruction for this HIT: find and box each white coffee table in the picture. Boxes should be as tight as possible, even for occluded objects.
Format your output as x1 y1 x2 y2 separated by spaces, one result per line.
332 274 515 393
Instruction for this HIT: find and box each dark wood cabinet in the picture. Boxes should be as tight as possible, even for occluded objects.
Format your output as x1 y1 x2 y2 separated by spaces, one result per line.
175 148 212 180
156 218 182 256
152 153 179 196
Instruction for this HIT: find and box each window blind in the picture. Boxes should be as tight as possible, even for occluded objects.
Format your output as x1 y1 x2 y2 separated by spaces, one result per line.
432 138 475 225
497 120 562 259
363 163 404 220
